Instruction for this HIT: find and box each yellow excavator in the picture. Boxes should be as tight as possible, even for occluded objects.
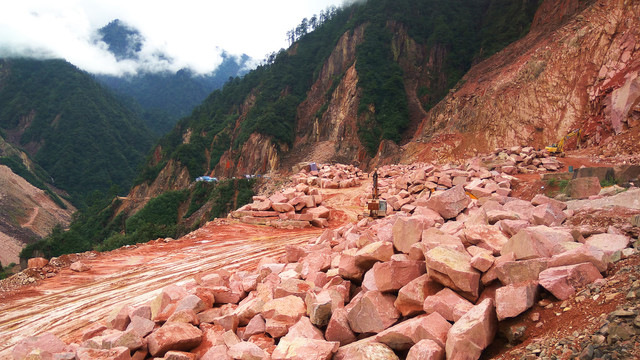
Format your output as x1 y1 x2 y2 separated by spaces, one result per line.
545 128 583 156
367 169 387 218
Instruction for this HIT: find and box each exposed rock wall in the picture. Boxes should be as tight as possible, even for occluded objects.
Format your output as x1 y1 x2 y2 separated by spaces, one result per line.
116 159 192 215
292 26 367 167
216 133 284 178
401 0 640 163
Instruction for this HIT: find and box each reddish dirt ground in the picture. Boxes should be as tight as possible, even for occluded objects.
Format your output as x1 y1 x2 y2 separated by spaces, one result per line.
0 216 338 357
0 183 368 358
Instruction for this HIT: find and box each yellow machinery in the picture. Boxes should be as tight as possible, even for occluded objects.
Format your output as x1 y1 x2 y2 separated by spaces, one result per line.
367 169 387 218
545 128 583 156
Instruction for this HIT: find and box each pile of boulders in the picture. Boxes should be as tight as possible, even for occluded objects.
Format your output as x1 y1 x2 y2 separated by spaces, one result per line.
231 183 331 229
370 160 514 214
1 253 94 292
292 163 363 189
481 146 564 174
12 163 640 360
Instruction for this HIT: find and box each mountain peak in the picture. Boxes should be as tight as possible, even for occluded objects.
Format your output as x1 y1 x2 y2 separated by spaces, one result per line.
97 19 143 61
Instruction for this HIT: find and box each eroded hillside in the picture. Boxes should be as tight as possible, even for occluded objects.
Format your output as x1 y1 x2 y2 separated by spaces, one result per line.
399 0 640 164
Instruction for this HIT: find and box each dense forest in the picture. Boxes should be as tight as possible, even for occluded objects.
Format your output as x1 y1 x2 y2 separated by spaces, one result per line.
0 58 155 204
19 0 542 260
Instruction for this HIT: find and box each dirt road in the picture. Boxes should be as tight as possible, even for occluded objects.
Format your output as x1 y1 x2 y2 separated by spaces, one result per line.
0 221 322 357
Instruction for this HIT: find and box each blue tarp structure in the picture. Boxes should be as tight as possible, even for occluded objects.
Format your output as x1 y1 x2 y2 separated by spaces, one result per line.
196 176 218 183
310 162 318 171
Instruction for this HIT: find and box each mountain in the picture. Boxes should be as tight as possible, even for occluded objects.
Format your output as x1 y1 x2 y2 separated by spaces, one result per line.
0 58 155 204
26 0 541 255
94 19 254 135
135 0 542 184
28 0 640 258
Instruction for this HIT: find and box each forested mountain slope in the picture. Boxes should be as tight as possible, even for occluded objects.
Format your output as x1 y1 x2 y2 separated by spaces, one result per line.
0 58 155 204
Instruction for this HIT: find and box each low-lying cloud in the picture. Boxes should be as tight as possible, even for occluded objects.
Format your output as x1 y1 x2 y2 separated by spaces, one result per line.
0 0 343 76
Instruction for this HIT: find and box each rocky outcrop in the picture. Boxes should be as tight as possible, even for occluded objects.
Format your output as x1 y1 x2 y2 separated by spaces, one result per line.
117 159 192 216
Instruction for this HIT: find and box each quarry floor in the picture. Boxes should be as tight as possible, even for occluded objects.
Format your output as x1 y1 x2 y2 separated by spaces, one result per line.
0 155 638 359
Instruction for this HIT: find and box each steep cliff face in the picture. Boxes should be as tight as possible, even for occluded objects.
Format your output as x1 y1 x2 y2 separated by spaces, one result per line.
285 21 449 169
215 132 284 178
292 25 366 166
400 0 639 163
117 159 191 215
389 21 449 141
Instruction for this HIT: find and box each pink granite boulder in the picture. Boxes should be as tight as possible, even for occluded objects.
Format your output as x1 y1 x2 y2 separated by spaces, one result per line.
375 312 451 350
406 339 445 360
501 226 574 260
426 185 471 219
12 333 68 360
463 225 508 255
584 233 630 261
421 228 465 253
272 337 339 360
346 291 401 334
27 257 49 269
227 341 266 360
354 241 394 268
538 262 603 300
147 322 203 357
394 274 444 317
566 177 601 199
261 295 307 338
531 203 567 227
362 260 426 292
549 244 609 272
423 287 474 322
495 281 539 321
445 299 497 360
425 246 481 299
392 216 431 254
333 341 399 360
325 308 357 346
70 261 91 272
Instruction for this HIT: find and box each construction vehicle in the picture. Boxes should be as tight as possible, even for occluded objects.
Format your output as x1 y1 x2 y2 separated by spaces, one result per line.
545 128 583 156
367 169 387 218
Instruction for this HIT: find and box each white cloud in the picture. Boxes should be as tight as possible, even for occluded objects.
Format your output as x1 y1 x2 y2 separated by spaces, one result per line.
0 0 345 76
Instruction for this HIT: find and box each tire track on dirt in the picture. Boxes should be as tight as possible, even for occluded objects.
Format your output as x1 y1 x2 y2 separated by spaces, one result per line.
0 226 318 357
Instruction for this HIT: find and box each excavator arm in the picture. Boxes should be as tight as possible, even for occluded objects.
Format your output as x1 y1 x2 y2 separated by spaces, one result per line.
546 128 582 155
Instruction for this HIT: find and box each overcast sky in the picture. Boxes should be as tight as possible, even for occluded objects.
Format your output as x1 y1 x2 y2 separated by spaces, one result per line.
0 0 347 76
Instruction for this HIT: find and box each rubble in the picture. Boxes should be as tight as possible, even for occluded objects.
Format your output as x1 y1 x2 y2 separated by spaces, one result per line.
482 147 564 175
230 163 363 229
8 159 640 360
